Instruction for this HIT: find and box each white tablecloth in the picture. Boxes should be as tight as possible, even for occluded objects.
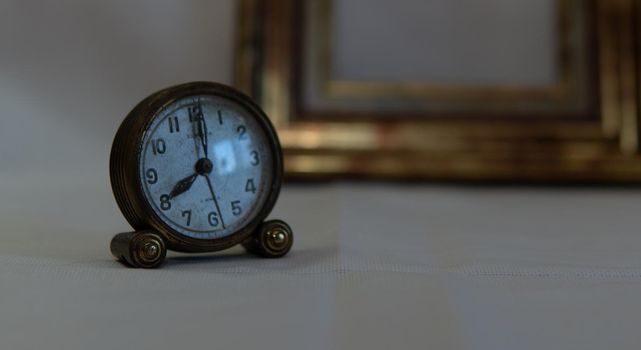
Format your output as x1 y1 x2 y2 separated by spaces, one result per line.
1 181 640 350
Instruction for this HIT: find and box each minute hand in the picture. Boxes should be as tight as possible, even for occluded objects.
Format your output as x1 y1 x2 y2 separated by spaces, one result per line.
196 109 224 228
204 174 226 229
197 111 209 158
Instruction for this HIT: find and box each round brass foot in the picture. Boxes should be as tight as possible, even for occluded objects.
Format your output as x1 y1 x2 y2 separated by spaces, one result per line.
243 220 293 258
110 231 167 269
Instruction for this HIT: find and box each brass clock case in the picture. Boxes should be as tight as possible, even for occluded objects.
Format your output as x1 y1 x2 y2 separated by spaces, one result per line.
110 82 284 253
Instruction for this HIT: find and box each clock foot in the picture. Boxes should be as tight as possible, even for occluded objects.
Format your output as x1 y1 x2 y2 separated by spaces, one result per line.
110 231 167 269
243 220 293 258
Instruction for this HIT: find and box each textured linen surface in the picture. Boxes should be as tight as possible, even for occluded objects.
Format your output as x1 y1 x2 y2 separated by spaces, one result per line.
1 181 641 350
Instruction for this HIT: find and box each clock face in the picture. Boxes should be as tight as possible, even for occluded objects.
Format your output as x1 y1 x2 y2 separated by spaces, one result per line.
139 94 275 240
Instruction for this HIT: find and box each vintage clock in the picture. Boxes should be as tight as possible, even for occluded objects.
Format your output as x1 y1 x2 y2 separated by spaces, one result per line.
109 82 293 268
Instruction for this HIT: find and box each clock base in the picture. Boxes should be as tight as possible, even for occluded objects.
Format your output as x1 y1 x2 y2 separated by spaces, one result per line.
110 220 293 269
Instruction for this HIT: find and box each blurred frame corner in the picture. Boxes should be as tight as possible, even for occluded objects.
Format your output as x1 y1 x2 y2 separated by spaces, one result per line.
235 0 641 183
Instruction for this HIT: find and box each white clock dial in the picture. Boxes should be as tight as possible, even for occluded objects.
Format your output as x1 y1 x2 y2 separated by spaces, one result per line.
139 95 274 239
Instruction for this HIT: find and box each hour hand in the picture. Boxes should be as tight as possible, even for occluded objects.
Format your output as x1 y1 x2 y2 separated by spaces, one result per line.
169 174 198 199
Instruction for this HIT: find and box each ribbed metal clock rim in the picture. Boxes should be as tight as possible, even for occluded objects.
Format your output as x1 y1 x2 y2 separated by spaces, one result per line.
109 82 284 253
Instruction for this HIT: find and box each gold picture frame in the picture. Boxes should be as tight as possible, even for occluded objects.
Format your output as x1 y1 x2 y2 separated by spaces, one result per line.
235 0 641 182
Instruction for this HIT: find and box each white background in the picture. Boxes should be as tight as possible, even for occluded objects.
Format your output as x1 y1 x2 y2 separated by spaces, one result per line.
333 0 557 84
0 0 236 252
0 0 235 186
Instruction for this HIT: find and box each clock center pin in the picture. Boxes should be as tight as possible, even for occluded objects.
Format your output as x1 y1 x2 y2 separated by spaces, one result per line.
195 158 213 175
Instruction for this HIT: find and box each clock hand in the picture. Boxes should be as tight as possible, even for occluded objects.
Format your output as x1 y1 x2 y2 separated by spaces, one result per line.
191 117 202 157
168 173 198 199
192 105 224 228
203 174 226 229
197 109 209 158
